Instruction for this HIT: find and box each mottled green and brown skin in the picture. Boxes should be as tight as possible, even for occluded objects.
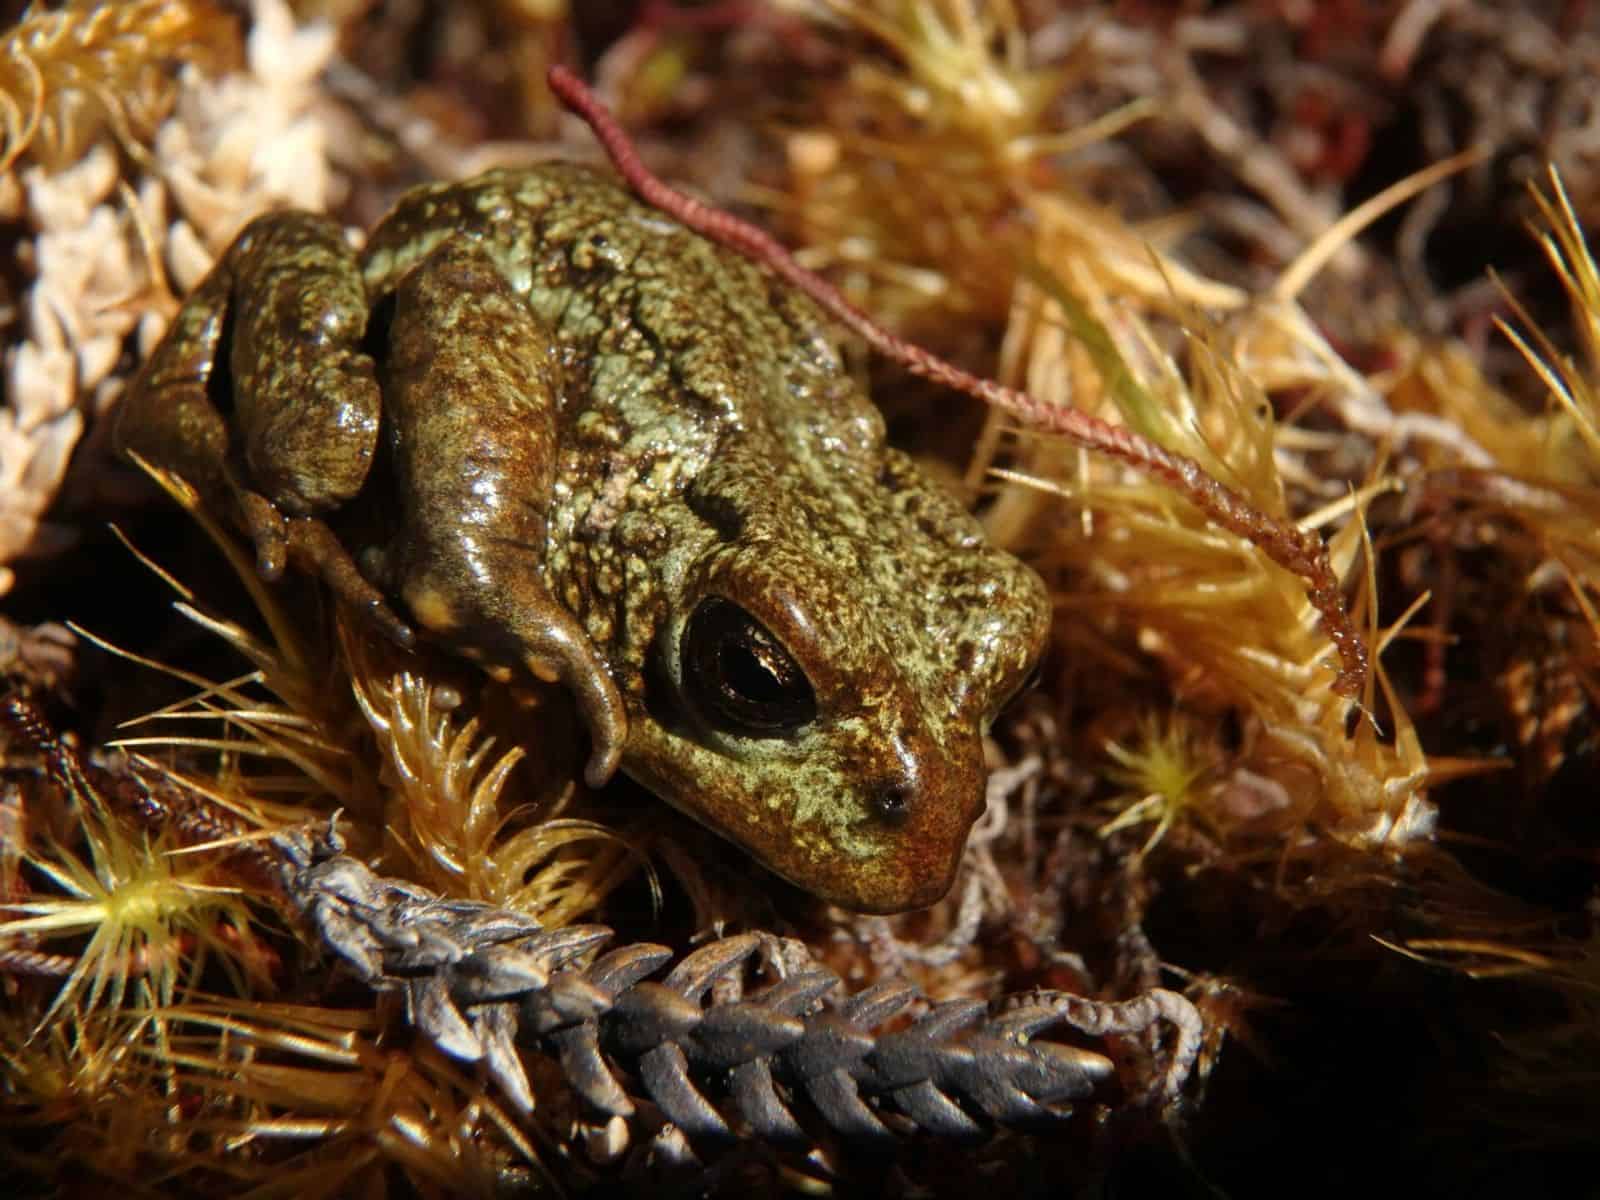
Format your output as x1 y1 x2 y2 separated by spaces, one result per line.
115 165 1049 912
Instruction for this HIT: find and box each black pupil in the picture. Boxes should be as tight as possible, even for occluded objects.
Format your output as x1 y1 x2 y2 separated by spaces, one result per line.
722 638 796 705
683 598 816 736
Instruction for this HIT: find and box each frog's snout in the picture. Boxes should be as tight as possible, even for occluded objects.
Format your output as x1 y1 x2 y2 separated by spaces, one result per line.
831 729 987 913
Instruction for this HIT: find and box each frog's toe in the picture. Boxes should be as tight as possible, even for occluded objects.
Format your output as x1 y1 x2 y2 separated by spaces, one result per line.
285 516 416 649
576 690 626 787
356 596 418 650
519 622 627 788
237 490 290 580
529 651 626 786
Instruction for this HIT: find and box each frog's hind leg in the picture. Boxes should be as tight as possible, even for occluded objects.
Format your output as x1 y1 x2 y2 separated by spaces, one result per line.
376 236 627 786
115 213 415 649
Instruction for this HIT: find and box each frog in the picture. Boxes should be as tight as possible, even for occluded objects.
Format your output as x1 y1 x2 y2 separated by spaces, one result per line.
114 164 1051 913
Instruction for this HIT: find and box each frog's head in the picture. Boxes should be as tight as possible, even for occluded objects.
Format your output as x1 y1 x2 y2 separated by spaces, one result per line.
621 440 1050 914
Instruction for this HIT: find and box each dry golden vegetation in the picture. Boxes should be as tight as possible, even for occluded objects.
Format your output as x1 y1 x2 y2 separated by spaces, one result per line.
1 1 1596 1196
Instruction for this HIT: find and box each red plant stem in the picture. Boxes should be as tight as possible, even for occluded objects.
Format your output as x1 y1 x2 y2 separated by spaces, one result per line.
546 64 1368 698
0 695 284 900
0 945 78 977
0 936 192 979
1 694 97 803
128 773 287 897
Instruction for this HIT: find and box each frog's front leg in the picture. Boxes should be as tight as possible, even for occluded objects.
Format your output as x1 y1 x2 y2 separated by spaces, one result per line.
373 237 627 785
115 213 413 647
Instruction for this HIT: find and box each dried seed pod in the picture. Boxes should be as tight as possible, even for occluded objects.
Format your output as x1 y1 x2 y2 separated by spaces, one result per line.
275 824 1201 1146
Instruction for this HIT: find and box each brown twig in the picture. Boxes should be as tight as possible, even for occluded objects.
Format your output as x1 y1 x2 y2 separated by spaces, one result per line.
545 65 1368 698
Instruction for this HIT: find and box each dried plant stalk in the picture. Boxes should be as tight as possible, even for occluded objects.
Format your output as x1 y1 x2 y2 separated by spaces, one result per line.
276 826 1201 1136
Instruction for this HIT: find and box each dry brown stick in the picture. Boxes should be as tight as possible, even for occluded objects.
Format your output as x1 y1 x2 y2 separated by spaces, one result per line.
546 64 1368 698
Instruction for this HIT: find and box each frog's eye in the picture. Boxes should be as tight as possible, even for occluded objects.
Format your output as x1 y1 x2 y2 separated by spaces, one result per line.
682 597 816 736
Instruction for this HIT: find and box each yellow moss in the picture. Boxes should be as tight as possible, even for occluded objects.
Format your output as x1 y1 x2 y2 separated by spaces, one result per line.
0 0 239 171
151 1000 545 1197
0 794 263 1029
1098 713 1220 855
343 619 638 925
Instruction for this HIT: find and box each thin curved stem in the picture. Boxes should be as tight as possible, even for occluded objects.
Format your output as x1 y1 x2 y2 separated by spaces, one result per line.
546 65 1366 698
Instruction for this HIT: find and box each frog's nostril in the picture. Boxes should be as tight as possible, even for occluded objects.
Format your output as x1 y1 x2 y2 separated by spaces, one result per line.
871 783 914 827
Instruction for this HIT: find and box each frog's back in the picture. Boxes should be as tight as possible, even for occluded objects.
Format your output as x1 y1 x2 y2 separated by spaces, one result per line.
359 165 856 457
360 164 614 297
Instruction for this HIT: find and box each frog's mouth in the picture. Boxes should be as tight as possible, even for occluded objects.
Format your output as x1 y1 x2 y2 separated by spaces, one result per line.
622 695 986 914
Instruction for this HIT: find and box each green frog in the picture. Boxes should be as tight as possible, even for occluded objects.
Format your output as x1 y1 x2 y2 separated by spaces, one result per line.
114 165 1049 913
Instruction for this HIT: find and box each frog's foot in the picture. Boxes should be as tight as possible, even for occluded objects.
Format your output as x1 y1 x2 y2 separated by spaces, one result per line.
237 488 416 650
402 576 626 788
518 614 627 788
